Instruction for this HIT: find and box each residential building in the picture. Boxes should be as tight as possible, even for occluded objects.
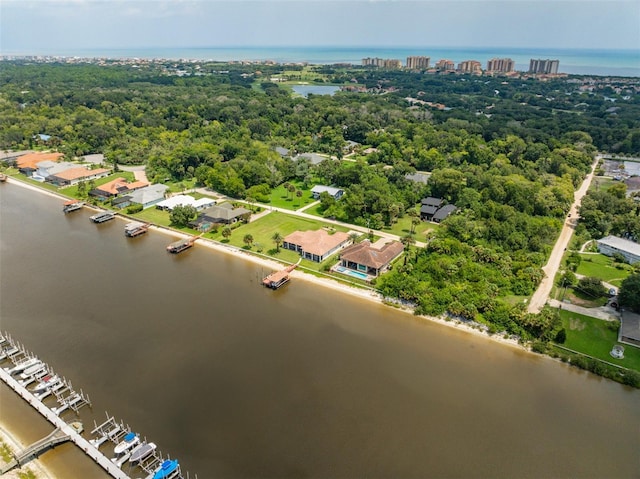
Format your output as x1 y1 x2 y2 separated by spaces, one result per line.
190 203 251 229
406 56 430 70
127 184 170 209
457 60 482 74
16 152 64 176
529 59 559 75
420 197 444 221
293 153 326 165
432 204 457 223
362 57 402 69
33 161 77 182
155 195 215 211
47 166 110 186
405 172 431 184
486 58 515 73
619 310 640 347
89 177 149 199
311 185 344 200
338 240 404 277
434 59 455 71
283 229 351 262
596 235 640 264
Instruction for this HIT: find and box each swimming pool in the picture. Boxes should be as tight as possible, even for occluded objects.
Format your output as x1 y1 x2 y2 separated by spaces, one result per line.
335 266 369 280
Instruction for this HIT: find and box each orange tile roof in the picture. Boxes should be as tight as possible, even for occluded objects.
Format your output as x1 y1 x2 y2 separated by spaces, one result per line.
96 177 149 195
16 152 64 170
53 167 110 181
284 229 350 257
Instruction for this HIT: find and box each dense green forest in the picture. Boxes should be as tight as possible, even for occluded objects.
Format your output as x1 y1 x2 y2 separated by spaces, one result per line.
1 60 638 342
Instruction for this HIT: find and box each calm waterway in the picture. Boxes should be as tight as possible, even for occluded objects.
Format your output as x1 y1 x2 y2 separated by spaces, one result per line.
1 182 639 479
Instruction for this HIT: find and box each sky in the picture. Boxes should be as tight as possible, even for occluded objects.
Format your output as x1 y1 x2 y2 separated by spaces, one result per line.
1 0 639 54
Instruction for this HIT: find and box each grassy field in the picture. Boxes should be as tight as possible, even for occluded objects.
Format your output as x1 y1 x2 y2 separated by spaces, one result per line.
558 310 640 371
577 253 633 286
267 181 316 210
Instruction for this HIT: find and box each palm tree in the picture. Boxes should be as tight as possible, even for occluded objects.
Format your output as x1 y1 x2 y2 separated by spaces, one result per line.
295 189 303 206
272 231 283 252
401 234 416 265
288 184 296 201
222 227 232 241
349 232 360 244
243 234 254 248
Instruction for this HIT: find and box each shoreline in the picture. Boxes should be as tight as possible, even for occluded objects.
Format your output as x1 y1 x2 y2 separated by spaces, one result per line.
0 424 53 479
4 176 527 353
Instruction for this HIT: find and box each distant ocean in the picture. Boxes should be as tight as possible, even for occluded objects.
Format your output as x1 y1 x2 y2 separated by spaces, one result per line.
7 46 640 77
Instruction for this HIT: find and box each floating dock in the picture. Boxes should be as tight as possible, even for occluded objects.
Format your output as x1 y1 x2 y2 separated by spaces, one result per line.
63 200 84 213
262 263 298 289
166 237 196 254
125 221 150 237
90 211 116 223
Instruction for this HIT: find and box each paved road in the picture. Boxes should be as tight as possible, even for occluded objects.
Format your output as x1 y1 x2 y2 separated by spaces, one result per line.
528 156 600 313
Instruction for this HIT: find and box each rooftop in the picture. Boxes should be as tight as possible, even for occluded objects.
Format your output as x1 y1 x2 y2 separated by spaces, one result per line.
340 240 404 269
597 236 640 257
284 229 350 257
16 152 64 170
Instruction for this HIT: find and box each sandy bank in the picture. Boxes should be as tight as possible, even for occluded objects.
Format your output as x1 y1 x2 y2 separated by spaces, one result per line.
5 176 527 352
0 424 53 479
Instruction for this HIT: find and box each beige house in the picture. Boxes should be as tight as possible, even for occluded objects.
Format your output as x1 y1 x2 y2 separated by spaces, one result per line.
283 229 350 262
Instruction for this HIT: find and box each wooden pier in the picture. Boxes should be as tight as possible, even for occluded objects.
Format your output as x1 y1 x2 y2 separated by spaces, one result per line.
262 263 298 289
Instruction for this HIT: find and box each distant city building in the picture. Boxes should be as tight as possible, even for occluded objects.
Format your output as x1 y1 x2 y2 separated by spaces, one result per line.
529 58 559 74
486 57 515 73
406 56 430 70
457 60 482 74
435 59 455 71
362 57 402 69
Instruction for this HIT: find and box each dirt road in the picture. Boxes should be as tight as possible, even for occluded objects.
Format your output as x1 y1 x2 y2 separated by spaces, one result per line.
527 156 600 313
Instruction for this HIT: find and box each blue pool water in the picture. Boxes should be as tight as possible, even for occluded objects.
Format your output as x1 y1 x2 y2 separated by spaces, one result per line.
335 266 369 280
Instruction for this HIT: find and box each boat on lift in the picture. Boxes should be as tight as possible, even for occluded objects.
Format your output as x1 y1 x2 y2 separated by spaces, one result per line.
113 432 139 455
148 459 179 479
32 374 61 394
19 361 45 380
129 442 157 464
63 200 84 213
7 357 40 375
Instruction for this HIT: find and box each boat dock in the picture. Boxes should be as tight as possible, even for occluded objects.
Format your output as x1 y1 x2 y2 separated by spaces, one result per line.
63 200 84 213
125 221 150 237
166 236 196 254
262 263 298 289
90 211 116 223
0 333 195 479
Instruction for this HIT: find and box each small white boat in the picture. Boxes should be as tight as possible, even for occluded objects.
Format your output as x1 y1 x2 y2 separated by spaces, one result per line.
129 442 157 464
7 357 40 375
113 432 139 455
19 361 45 380
32 374 60 394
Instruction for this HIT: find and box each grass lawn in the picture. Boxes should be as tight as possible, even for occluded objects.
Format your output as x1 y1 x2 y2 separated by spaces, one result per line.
557 310 640 371
577 253 633 286
131 207 198 235
203 211 353 272
267 181 316 210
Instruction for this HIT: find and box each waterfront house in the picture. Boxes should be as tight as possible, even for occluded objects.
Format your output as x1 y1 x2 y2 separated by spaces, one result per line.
420 197 443 221
126 184 169 209
155 195 215 212
89 177 149 199
311 185 344 200
338 240 404 277
597 235 640 264
283 229 350 262
16 152 64 176
274 146 291 158
189 203 251 229
47 166 110 186
33 161 77 182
